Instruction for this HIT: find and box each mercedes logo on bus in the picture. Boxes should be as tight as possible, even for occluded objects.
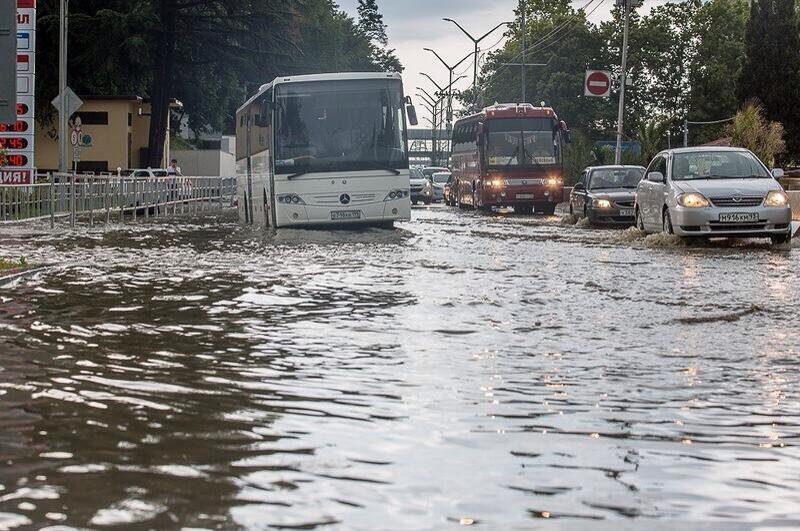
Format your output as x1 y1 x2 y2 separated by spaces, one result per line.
340 194 351 205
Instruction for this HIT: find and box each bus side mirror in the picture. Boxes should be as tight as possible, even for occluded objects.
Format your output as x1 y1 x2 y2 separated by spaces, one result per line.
476 134 484 147
407 105 418 126
564 130 572 144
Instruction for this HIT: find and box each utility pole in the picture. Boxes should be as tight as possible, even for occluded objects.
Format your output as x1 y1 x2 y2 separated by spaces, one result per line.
521 1 526 103
614 0 631 165
59 0 69 173
443 18 511 110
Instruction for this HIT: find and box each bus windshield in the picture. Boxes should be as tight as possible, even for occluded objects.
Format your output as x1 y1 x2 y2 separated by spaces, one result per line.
485 117 559 168
274 80 408 175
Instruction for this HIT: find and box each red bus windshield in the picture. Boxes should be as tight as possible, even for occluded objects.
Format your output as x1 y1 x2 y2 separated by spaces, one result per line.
485 117 560 169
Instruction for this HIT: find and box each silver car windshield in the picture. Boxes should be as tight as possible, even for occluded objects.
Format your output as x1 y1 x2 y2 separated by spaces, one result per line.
589 168 644 189
672 151 770 181
432 173 450 184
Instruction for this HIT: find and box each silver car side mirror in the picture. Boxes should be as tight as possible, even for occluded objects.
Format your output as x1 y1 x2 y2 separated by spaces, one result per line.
772 168 785 179
648 171 665 183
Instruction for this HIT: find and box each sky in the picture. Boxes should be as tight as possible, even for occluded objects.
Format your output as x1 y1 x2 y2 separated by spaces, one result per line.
336 0 672 122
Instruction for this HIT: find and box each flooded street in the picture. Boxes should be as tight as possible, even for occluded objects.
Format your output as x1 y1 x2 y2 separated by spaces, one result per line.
1 207 799 529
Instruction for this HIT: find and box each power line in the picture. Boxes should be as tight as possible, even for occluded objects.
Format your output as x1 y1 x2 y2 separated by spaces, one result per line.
481 0 606 92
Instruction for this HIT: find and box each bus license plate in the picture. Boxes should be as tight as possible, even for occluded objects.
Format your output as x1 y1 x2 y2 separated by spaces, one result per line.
719 212 758 223
619 209 634 217
331 210 362 221
516 194 535 199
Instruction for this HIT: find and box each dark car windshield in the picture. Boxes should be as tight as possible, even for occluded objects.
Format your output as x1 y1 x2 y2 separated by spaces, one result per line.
485 117 559 168
589 167 645 189
672 151 770 180
275 80 408 175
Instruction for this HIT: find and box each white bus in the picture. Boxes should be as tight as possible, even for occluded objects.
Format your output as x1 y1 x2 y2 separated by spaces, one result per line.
235 72 417 229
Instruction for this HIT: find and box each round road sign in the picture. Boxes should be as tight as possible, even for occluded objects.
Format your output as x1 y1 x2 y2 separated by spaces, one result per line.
70 130 79 146
585 70 612 97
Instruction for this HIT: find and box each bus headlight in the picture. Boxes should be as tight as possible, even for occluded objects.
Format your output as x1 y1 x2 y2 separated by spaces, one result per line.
276 194 306 205
488 179 506 188
546 177 563 187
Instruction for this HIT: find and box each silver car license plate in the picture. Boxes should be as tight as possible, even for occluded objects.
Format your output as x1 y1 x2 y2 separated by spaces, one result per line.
331 210 362 221
619 209 635 217
719 212 758 223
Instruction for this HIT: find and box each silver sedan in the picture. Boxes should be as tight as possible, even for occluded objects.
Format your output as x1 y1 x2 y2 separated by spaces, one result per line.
635 147 793 245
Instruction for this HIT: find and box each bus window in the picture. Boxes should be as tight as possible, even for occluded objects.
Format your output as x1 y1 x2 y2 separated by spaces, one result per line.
485 117 559 168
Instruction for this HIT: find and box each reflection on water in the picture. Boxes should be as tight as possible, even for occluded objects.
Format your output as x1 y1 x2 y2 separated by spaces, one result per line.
0 209 799 529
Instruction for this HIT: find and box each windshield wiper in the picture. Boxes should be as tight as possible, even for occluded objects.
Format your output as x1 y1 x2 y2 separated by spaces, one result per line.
504 145 521 171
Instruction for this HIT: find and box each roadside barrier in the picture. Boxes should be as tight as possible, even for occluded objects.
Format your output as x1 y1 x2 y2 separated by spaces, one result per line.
0 174 236 228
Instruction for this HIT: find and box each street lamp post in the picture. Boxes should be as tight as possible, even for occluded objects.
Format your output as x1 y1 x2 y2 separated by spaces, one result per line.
422 49 473 128
417 89 443 166
615 0 635 165
58 0 69 173
443 18 511 110
419 74 467 165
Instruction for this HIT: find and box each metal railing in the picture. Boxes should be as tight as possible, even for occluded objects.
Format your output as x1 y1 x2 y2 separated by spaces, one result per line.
0 174 236 228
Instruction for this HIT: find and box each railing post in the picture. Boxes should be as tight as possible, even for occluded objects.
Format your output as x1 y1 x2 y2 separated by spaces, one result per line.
145 178 150 220
49 173 55 229
106 178 111 224
69 173 76 228
88 176 95 228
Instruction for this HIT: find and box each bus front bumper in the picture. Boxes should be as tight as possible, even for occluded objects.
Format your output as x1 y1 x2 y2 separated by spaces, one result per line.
276 199 411 228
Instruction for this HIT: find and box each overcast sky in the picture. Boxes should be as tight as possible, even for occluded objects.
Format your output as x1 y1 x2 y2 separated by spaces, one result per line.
336 0 672 122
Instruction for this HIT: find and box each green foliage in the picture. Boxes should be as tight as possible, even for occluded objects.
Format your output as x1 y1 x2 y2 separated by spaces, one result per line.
738 0 800 160
724 101 786 167
562 129 594 185
637 119 668 165
0 257 28 272
471 0 794 159
35 0 402 149
0 149 7 167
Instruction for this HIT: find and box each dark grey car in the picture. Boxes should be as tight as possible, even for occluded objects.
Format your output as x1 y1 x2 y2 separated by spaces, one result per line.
570 165 646 225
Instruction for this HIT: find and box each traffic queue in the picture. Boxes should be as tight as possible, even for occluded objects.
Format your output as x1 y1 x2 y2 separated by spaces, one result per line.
413 102 794 247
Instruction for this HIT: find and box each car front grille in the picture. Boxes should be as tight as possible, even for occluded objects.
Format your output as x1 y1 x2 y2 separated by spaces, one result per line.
708 222 767 232
710 196 763 208
614 200 634 207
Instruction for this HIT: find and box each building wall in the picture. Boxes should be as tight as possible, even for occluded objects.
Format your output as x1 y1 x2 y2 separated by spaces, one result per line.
35 99 171 173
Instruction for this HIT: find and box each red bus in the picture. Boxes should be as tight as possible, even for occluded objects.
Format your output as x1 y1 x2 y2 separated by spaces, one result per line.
449 103 570 215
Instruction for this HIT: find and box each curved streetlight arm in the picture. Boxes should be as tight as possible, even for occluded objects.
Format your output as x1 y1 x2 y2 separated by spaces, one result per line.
480 21 511 42
443 18 476 42
419 72 445 92
424 48 474 73
415 86 440 103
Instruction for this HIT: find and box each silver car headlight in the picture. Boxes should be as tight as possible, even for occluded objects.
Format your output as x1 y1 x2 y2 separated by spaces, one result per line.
676 192 709 208
764 190 789 207
592 198 612 209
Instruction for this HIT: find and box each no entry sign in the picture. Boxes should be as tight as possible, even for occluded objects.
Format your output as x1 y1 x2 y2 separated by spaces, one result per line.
585 70 612 98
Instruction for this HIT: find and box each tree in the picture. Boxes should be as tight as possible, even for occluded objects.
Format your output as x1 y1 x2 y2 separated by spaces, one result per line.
0 149 7 168
739 0 800 161
725 100 785 167
687 0 748 145
637 119 668 165
357 0 387 45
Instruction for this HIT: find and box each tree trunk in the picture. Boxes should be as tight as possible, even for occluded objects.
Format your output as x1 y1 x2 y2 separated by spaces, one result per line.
147 0 178 168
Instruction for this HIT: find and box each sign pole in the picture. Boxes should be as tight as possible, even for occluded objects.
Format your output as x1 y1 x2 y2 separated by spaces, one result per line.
614 0 630 165
58 0 68 173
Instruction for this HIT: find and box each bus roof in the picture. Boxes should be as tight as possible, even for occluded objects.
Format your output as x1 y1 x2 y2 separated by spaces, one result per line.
455 103 559 125
237 72 403 114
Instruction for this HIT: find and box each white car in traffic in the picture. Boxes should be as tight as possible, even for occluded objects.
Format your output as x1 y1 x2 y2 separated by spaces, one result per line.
635 147 792 245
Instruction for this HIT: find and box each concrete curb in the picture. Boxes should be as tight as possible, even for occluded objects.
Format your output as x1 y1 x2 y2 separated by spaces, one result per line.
0 266 52 285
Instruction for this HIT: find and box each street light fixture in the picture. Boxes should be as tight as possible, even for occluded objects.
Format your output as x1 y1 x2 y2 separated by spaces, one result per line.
423 48 473 126
443 18 511 109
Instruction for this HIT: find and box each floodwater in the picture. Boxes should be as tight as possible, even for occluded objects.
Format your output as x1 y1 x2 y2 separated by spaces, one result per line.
0 207 799 530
